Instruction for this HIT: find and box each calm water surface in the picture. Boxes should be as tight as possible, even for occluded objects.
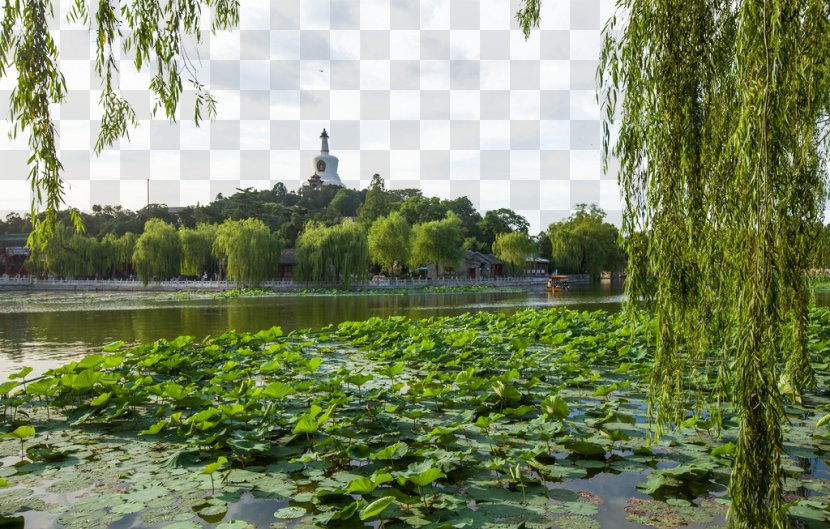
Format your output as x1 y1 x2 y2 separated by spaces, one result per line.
0 282 625 379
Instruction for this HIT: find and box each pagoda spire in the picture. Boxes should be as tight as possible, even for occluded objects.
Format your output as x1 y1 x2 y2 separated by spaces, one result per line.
320 129 329 154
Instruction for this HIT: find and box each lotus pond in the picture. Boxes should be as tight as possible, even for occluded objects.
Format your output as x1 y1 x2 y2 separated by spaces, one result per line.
2 307 830 529
0 284 625 381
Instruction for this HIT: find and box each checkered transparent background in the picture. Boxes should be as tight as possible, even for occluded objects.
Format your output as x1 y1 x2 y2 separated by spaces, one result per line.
0 0 622 233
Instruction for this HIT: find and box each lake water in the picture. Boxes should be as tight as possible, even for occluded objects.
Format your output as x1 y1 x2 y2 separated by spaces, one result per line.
0 282 625 380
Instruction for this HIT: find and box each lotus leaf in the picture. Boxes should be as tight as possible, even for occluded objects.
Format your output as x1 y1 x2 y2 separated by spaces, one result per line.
262 382 294 399
274 506 307 519
217 521 256 529
161 521 201 529
111 502 145 514
360 496 396 520
3 426 34 440
408 467 446 487
553 515 601 529
8 366 32 380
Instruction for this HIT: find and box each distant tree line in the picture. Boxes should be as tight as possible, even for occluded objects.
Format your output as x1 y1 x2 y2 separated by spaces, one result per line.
6 176 629 285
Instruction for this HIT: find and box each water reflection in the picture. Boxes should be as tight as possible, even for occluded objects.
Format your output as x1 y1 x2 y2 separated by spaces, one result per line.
0 284 625 379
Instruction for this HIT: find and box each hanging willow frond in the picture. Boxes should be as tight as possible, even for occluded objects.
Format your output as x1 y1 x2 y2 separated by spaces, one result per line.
213 218 282 287
296 220 370 287
0 0 238 246
518 0 830 527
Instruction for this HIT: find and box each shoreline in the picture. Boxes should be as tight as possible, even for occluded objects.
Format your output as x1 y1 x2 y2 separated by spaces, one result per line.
0 275 591 293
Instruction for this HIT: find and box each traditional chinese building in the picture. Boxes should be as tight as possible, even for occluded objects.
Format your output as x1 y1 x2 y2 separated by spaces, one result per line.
0 233 30 277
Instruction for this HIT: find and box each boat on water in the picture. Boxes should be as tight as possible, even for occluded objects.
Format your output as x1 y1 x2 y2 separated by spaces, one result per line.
546 275 569 294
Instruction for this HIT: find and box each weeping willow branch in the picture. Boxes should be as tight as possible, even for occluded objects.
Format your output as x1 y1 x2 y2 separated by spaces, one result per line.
213 218 282 287
516 1 830 527
0 0 239 246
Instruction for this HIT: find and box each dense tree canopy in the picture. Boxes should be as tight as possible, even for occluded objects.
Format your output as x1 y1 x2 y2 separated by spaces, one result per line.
492 231 533 275
519 1 830 527
327 188 365 218
409 213 465 275
295 220 369 287
357 175 396 225
179 223 218 278
398 196 448 226
2 177 533 261
213 219 282 287
100 231 137 278
132 219 181 285
26 227 136 280
368 212 412 276
548 204 625 280
478 208 530 252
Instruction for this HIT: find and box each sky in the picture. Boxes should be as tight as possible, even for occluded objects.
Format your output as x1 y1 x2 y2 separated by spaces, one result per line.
0 0 621 234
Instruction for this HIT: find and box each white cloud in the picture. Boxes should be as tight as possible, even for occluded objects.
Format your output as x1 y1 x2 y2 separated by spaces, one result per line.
271 31 301 60
450 30 480 60
360 0 391 30
450 150 480 180
540 120 570 150
330 90 361 120
570 150 601 180
211 90 241 120
390 31 421 60
480 0 510 30
570 30 601 61
539 180 571 210
480 120 511 150
239 1 272 30
419 61 450 90
510 90 540 120
90 150 120 181
420 0 451 30
300 0 331 30
209 31 242 60
391 150 421 181
62 180 91 211
241 60 271 90
151 151 180 180
240 121 270 150
450 90 480 120
510 30 540 61
510 151 540 179
390 91 421 120
179 120 211 150
210 151 241 180
360 120 391 150
479 180 511 210
59 120 91 151
360 60 391 90
270 150 302 181
480 60 510 90
0 180 30 211
420 120 450 150
178 181 212 206
540 60 571 90
570 90 600 120
300 60 332 90
270 91 301 120
330 30 361 60
539 0 571 31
